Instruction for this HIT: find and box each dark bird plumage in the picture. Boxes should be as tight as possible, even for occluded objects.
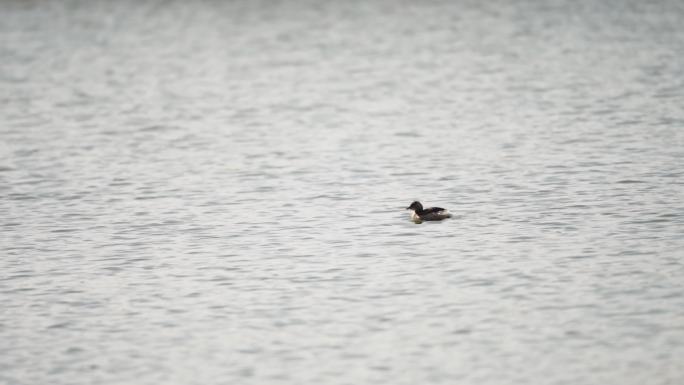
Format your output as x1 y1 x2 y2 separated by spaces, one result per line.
406 201 452 223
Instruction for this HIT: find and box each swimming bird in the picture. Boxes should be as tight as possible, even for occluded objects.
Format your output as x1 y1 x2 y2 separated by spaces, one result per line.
406 201 452 223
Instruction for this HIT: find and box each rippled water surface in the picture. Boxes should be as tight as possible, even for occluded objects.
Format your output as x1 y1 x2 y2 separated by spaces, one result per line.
2 0 684 384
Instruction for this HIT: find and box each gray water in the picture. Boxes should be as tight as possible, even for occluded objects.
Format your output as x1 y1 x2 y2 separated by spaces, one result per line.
2 0 684 384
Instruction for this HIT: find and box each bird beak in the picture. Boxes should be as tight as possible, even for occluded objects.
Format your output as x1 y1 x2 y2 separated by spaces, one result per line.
405 206 411 210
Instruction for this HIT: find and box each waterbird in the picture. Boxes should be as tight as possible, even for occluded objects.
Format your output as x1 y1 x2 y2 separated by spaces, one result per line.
406 201 452 223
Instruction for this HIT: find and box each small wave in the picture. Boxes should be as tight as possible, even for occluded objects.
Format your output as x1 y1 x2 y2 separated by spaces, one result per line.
139 124 179 132
616 179 646 184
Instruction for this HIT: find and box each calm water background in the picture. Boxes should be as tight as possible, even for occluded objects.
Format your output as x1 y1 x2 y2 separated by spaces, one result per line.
2 0 684 384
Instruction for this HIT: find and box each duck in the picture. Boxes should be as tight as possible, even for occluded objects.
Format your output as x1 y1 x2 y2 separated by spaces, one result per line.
406 201 452 223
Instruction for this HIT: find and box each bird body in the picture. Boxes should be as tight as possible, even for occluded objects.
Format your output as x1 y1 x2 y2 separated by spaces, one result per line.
406 201 452 223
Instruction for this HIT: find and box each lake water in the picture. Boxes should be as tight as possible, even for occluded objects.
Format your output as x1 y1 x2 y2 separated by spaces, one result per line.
2 0 683 384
